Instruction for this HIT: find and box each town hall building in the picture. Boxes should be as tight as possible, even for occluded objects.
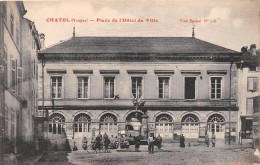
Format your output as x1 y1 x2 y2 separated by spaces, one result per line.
37 32 241 148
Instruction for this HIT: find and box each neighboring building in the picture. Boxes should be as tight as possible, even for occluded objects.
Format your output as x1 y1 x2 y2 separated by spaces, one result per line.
0 1 41 158
38 34 241 148
237 46 260 145
20 19 41 141
0 2 5 163
253 95 260 149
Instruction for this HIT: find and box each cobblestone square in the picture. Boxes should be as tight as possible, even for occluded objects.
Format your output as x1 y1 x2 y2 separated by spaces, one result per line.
36 146 260 165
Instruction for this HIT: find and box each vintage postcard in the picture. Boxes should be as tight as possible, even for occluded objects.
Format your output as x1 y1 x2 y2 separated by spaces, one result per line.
1 0 260 164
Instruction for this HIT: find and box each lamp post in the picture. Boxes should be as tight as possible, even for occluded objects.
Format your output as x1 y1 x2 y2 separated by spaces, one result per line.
131 94 147 138
228 60 234 145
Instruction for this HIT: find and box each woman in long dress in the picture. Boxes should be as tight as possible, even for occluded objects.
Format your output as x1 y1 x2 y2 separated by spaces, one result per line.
180 134 185 148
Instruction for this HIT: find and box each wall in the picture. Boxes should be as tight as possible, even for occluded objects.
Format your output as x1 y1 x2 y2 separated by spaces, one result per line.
39 61 233 102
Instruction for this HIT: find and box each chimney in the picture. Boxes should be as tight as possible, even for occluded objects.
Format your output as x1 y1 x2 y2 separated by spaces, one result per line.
241 46 248 53
73 26 75 37
250 44 256 56
192 25 195 38
39 33 45 49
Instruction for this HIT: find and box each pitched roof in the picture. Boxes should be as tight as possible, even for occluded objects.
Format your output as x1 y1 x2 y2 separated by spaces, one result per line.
40 37 238 54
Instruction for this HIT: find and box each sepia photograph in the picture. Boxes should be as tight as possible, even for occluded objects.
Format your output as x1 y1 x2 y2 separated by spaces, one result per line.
0 0 259 164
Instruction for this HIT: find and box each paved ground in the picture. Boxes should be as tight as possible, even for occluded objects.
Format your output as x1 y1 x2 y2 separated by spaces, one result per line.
36 146 260 165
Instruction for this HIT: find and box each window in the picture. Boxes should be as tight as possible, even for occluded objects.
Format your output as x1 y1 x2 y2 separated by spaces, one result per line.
16 26 19 48
3 3 7 22
4 107 8 138
158 77 170 99
77 77 88 98
33 59 36 77
132 77 143 99
3 47 7 85
51 76 62 98
11 109 14 140
100 113 117 134
49 113 65 134
207 114 225 133
211 77 222 99
74 114 91 133
247 98 253 116
248 77 258 92
185 77 196 99
10 13 14 36
155 114 173 138
16 111 20 138
11 58 17 92
17 67 22 96
104 77 115 98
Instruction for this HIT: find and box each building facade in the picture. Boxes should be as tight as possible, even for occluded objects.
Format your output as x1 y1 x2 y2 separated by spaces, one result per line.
38 36 241 148
237 45 260 145
21 19 41 141
0 1 41 159
253 96 260 149
0 2 5 163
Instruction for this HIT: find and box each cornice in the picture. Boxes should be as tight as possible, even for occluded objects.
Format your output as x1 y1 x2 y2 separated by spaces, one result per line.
38 53 241 63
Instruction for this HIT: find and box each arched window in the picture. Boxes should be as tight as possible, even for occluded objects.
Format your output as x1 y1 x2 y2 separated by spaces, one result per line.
181 114 199 123
100 113 117 134
49 113 65 134
207 114 225 133
155 114 173 138
156 114 173 123
181 114 200 138
74 114 91 133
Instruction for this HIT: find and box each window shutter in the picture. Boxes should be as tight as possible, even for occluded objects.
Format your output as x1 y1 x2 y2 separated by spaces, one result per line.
11 58 16 91
247 98 254 116
17 67 23 96
248 77 258 91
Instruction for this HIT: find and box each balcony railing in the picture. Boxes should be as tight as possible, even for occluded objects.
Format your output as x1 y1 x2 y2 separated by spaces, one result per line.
37 99 237 111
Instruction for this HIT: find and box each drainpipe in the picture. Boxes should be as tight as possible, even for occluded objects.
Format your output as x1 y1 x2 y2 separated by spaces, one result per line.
41 55 46 117
229 60 234 145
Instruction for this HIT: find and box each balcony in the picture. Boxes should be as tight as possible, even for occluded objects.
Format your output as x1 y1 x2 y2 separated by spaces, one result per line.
38 98 237 111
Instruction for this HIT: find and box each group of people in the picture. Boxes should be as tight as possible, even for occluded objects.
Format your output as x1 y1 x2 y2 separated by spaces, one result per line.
81 132 163 153
147 133 162 154
82 132 111 153
205 131 216 147
179 131 217 148
81 131 217 153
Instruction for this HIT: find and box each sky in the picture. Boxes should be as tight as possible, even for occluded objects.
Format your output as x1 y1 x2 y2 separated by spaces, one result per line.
23 0 260 51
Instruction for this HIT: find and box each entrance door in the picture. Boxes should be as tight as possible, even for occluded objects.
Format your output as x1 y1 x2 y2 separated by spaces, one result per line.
99 113 118 137
73 114 91 139
181 114 200 139
48 113 66 140
155 114 173 138
207 114 225 140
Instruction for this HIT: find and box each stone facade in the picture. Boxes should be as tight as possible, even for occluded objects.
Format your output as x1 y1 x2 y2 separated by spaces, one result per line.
0 1 41 158
38 36 240 148
237 47 260 145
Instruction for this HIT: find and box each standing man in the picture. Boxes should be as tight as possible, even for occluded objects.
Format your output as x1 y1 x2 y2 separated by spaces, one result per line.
134 135 140 152
205 133 210 147
148 133 155 154
180 134 185 148
104 136 111 153
82 137 88 151
35 138 39 152
95 133 102 153
211 131 216 147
